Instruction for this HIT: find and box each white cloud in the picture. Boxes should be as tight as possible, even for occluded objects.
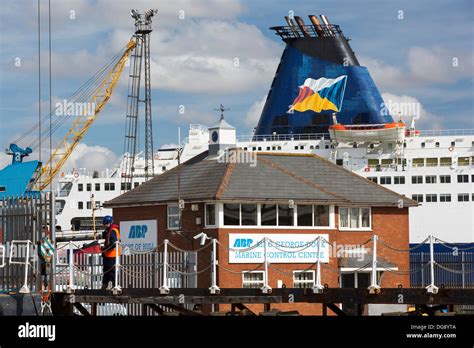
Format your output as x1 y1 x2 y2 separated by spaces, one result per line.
360 46 473 90
58 143 119 173
382 93 444 130
245 95 267 127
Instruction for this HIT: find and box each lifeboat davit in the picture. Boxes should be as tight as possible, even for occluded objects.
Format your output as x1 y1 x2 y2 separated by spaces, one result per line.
329 121 406 143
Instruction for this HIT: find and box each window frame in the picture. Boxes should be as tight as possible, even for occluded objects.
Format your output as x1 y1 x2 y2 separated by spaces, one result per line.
338 207 372 231
293 270 315 289
458 193 469 202
425 175 437 184
218 203 335 229
205 203 217 227
411 176 423 184
167 204 180 230
426 194 438 203
457 174 469 183
412 194 423 203
242 271 265 289
394 176 405 185
439 175 451 184
440 194 451 202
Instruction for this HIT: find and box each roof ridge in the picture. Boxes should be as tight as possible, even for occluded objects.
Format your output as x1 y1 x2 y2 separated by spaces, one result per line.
257 155 348 202
215 162 236 199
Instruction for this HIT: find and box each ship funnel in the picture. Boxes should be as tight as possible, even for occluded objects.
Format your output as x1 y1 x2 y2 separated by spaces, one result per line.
284 16 300 37
254 14 393 137
319 15 334 36
294 16 311 37
308 15 324 36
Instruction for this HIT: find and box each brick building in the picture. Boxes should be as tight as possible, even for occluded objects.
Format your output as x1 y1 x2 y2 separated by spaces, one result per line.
105 143 417 314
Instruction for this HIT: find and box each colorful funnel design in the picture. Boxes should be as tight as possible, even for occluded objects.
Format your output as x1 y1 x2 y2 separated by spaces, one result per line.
289 75 347 113
254 22 394 136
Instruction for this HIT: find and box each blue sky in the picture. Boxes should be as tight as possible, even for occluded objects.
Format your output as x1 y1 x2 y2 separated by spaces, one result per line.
0 0 472 170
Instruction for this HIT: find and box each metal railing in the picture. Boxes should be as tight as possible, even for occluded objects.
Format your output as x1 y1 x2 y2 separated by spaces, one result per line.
237 133 331 143
270 24 343 39
410 251 473 288
416 129 474 137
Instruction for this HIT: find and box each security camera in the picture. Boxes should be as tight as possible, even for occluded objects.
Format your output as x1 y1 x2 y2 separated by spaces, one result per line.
193 232 210 246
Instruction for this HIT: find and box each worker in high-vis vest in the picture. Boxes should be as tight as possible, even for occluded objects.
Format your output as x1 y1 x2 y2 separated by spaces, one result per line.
101 215 121 290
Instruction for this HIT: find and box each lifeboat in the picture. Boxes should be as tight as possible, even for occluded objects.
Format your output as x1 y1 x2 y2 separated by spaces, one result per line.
329 121 406 143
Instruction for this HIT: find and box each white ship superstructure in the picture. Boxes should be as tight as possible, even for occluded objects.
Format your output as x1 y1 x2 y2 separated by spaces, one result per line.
55 124 474 245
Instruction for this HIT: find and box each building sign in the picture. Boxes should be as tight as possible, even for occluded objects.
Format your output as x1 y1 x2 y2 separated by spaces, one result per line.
228 233 329 264
120 220 157 251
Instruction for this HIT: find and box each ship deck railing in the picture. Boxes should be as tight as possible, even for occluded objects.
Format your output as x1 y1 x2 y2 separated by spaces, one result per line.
235 129 474 144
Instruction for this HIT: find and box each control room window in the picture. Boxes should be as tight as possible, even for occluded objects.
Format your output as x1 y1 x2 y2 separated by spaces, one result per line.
261 204 277 226
241 204 257 226
205 204 216 227
297 205 313 226
223 203 240 226
167 204 180 230
339 207 371 230
242 271 264 289
278 204 294 226
293 271 315 288
314 205 330 227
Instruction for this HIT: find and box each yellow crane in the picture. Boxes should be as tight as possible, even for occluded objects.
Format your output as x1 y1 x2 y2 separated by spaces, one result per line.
36 38 137 190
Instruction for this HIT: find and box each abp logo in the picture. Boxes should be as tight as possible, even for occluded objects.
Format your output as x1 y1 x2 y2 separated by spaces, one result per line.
233 238 253 248
128 225 148 239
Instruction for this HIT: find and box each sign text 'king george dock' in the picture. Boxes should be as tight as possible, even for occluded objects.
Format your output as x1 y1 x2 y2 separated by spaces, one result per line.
229 234 329 264
120 220 157 251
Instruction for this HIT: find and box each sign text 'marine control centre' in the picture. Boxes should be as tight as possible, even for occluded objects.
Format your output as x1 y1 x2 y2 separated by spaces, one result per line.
228 233 329 264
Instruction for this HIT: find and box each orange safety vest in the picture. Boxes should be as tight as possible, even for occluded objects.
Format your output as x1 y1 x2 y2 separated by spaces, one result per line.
104 226 121 258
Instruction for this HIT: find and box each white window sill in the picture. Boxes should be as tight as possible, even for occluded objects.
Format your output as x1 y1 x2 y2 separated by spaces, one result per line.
339 228 372 232
219 225 336 230
203 225 217 229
